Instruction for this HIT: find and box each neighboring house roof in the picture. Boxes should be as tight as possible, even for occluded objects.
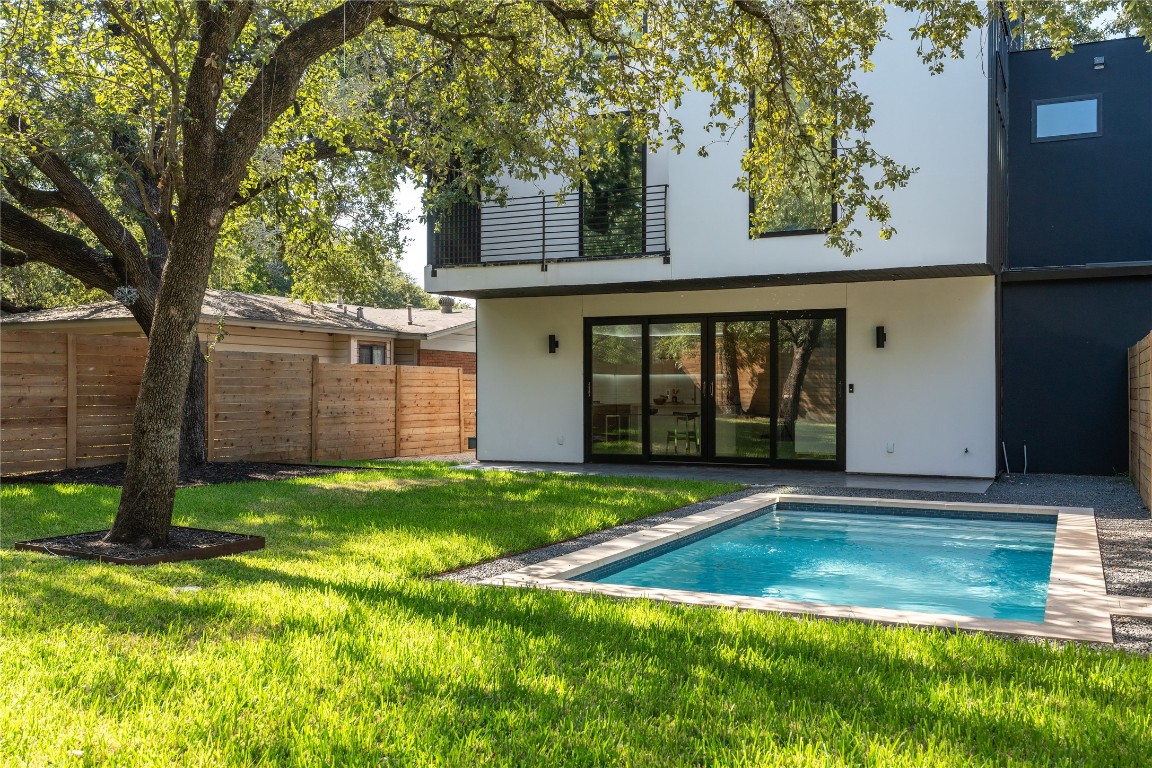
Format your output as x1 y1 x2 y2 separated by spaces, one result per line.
0 289 474 339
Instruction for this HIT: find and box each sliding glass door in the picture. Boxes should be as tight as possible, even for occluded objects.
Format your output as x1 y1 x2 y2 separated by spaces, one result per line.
649 322 704 458
776 318 839 461
586 312 843 467
713 320 773 460
589 324 643 455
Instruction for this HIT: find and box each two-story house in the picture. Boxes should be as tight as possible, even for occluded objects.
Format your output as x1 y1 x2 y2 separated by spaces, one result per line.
425 10 1150 480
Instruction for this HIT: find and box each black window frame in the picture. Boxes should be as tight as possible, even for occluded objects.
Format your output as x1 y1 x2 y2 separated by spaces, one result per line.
1031 94 1102 143
747 93 838 240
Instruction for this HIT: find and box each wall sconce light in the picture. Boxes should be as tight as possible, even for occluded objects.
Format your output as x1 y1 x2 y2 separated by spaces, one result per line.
875 326 887 349
1093 56 1105 70
548 334 559 354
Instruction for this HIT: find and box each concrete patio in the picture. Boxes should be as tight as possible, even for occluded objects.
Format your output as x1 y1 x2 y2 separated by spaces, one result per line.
454 460 994 494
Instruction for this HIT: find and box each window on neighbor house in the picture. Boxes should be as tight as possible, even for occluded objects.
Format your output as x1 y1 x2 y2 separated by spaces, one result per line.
1033 96 1101 142
748 92 836 237
357 344 389 365
581 117 646 257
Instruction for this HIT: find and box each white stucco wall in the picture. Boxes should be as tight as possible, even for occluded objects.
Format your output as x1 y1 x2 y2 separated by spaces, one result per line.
476 276 996 477
430 7 991 296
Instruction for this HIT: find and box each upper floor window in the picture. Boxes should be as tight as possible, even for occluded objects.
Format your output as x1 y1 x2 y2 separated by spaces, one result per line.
582 119 646 257
1033 95 1101 142
748 93 835 238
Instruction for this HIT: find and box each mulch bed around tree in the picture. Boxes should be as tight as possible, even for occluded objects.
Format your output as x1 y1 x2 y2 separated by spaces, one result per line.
7 461 369 488
8 461 373 564
15 527 265 565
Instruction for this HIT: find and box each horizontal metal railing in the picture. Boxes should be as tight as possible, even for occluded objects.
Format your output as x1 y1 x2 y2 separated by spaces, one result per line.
429 184 668 269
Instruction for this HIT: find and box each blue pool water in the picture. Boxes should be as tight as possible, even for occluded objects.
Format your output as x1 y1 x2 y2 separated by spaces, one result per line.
584 504 1058 621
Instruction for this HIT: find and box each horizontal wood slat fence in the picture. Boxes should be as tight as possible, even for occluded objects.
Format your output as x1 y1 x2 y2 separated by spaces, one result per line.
1130 331 1152 509
1 331 475 475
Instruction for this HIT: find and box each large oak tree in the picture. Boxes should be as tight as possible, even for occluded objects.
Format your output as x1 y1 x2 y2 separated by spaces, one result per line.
2 1 1148 547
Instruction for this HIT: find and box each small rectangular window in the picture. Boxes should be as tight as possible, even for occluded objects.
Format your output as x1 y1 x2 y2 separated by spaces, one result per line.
1033 95 1101 142
357 344 388 365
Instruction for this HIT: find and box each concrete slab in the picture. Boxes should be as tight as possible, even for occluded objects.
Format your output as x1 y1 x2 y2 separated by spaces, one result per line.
455 461 994 494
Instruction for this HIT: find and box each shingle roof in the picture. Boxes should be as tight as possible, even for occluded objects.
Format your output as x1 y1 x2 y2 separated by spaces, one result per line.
1 289 474 338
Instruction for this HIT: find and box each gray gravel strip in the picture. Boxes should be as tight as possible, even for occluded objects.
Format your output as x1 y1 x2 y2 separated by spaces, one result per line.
441 471 1152 652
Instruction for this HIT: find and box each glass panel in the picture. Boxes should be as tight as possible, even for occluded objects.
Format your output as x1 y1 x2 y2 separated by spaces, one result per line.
648 322 703 457
776 319 837 460
582 120 644 257
749 92 834 234
1035 98 1098 139
713 320 773 458
590 324 643 455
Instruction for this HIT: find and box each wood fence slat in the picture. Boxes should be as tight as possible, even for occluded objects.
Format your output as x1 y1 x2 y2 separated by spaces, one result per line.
66 335 77 468
0 343 68 356
2 373 68 386
394 365 402 457
1 459 68 474
310 356 319 463
2 446 69 461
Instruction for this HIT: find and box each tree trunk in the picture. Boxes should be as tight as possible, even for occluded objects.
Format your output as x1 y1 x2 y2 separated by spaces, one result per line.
779 321 823 441
180 341 208 470
719 324 743 416
105 203 222 547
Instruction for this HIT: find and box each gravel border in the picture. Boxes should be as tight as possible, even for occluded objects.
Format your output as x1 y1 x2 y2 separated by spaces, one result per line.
442 472 1152 653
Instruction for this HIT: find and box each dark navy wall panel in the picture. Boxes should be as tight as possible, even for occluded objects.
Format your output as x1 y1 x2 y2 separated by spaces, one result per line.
1008 38 1152 269
1001 277 1152 474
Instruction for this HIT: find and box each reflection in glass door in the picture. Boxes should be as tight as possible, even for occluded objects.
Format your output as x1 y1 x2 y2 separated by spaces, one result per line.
648 322 704 457
713 320 773 459
776 318 838 461
587 313 842 466
589 324 643 455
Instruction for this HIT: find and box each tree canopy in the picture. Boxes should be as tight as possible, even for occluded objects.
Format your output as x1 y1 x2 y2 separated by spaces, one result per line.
1 0 1147 547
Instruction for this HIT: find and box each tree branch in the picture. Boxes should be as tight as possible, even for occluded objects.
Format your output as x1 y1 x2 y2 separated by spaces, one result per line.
1 246 32 267
218 0 394 194
539 1 597 25
2 203 117 289
0 298 44 314
7 116 157 300
0 202 155 332
1 176 69 211
99 0 180 87
228 135 409 210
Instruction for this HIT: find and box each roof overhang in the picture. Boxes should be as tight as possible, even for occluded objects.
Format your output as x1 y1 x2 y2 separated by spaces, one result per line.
434 262 996 300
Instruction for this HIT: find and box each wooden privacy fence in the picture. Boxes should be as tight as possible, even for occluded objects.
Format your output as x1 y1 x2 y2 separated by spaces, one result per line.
1 330 476 475
207 351 476 462
1 331 149 474
1131 331 1152 509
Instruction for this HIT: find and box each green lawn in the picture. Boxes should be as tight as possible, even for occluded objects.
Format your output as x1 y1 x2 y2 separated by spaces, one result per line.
2 464 1150 767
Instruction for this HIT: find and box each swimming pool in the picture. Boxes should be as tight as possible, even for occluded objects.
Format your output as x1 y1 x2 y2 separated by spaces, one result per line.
582 503 1057 622
482 493 1112 642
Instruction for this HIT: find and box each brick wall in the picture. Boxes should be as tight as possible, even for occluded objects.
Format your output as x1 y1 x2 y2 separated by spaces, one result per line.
418 349 476 375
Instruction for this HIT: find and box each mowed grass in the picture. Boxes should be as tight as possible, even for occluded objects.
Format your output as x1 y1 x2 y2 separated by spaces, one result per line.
1 464 1150 767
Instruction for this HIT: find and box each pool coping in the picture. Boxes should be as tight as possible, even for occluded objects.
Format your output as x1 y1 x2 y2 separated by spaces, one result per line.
479 493 1113 644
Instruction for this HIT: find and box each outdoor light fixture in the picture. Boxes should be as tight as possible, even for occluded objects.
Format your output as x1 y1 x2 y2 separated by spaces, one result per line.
548 334 559 354
875 326 887 349
1093 56 1105 70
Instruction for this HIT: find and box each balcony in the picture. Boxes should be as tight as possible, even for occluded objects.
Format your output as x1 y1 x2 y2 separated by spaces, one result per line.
429 184 668 272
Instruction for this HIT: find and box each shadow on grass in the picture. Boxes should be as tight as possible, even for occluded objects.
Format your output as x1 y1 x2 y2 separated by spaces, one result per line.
5 471 1151 764
7 548 1149 765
